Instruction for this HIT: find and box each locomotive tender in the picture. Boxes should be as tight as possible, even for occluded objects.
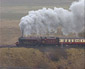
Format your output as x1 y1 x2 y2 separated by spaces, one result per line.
16 37 85 47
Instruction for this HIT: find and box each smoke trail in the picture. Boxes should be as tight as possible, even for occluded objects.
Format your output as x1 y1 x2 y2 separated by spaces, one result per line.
19 0 84 37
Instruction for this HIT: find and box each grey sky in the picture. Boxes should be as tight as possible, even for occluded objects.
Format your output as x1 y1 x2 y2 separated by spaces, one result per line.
1 0 77 7
0 0 78 20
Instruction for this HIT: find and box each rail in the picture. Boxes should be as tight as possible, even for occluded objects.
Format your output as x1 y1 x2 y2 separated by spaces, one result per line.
0 66 43 69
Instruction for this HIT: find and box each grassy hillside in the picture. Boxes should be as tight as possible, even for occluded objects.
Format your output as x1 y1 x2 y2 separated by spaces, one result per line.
0 20 21 45
0 47 84 69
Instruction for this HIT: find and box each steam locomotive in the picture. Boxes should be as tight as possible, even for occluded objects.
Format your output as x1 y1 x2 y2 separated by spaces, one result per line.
16 37 85 47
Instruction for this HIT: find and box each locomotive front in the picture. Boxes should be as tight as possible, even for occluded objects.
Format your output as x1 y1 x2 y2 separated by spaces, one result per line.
16 37 41 46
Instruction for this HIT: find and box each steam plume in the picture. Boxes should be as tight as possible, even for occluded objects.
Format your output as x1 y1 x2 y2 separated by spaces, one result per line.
19 0 84 37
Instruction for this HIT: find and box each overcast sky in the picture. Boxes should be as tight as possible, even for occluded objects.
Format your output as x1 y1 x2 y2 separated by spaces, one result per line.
0 0 77 7
0 0 78 20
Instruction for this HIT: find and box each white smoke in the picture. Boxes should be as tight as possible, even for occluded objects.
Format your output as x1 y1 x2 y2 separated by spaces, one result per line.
19 0 85 37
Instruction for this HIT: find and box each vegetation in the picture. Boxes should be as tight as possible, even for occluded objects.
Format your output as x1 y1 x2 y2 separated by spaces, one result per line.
0 47 84 69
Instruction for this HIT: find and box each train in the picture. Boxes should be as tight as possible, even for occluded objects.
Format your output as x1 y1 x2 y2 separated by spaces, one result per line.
16 37 85 47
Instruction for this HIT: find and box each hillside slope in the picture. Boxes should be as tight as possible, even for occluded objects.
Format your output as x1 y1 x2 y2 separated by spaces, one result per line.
0 47 84 69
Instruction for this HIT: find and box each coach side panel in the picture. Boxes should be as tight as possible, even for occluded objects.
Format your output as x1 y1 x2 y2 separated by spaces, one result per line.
59 38 85 46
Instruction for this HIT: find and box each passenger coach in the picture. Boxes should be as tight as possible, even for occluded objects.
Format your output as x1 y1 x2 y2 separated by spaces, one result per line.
59 38 85 46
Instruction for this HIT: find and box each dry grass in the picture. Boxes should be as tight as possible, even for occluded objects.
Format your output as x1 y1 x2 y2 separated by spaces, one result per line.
0 48 57 69
0 20 21 45
0 47 84 69
57 48 85 69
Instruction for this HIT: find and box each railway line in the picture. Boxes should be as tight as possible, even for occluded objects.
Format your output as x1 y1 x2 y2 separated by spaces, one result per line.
0 45 16 48
0 45 84 48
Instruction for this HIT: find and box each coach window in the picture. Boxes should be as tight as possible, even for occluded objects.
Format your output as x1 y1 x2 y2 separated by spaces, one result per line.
80 39 83 42
75 39 79 42
60 39 64 42
83 39 85 42
65 39 68 42
68 39 71 42
81 39 83 42
82 39 85 42
71 39 74 42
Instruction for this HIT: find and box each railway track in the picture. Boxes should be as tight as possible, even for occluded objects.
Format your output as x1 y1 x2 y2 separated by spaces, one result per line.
0 45 16 48
0 45 84 48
